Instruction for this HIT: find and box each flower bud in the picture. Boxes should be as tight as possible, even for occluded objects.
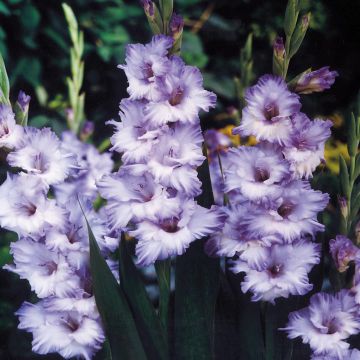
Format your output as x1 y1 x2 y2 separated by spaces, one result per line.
17 91 31 112
330 235 359 272
338 196 348 219
141 0 155 18
273 36 285 60
170 13 184 41
14 90 31 126
294 66 338 94
272 37 285 77
140 0 163 34
80 120 94 141
65 108 74 124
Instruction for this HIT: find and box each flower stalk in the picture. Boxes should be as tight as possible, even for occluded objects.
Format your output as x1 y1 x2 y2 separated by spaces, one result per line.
62 3 85 134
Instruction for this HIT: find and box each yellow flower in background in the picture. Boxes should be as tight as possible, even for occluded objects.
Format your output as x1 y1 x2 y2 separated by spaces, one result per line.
219 125 240 146
218 124 257 147
324 140 349 174
327 112 344 128
216 117 347 176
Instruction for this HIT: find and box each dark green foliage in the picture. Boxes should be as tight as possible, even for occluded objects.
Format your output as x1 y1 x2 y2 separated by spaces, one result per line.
119 238 169 360
175 156 220 360
87 217 147 360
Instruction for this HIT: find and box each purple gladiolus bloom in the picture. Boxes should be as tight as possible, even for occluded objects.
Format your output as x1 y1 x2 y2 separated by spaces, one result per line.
231 240 320 303
283 112 332 179
283 291 360 357
233 75 301 145
119 35 173 101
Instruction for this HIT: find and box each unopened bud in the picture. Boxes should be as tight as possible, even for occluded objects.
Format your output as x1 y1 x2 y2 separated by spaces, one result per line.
141 0 154 18
170 13 184 40
273 36 285 60
272 36 285 77
140 0 162 34
80 120 94 141
14 90 31 126
330 235 359 272
294 66 338 94
17 91 31 112
65 108 74 124
338 196 348 219
301 13 310 30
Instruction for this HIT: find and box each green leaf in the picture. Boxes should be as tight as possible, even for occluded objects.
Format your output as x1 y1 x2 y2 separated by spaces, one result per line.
35 85 48 107
13 102 27 126
284 0 299 37
119 238 169 360
203 73 235 100
159 0 173 32
0 245 11 268
28 114 50 128
348 113 358 157
0 3 10 16
241 33 253 64
175 152 220 359
228 274 265 360
272 50 284 78
354 153 360 179
20 4 41 31
94 340 112 360
84 209 147 360
154 259 171 334
181 32 208 68
288 12 310 58
19 57 41 87
62 3 79 46
0 52 10 104
287 68 311 91
350 192 360 220
339 155 350 199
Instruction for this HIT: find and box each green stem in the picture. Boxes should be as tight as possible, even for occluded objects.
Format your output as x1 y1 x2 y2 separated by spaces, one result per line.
97 138 111 153
216 151 230 206
346 155 356 234
155 258 171 335
261 302 275 360
282 37 292 79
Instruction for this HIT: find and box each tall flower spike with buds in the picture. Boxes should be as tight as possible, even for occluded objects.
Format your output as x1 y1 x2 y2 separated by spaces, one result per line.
208 72 331 304
98 34 224 265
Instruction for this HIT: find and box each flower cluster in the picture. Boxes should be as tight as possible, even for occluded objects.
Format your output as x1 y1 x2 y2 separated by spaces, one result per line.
98 35 225 266
0 102 115 359
206 74 331 303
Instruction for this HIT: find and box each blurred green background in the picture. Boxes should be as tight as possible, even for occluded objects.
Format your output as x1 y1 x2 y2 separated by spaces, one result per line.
0 0 359 358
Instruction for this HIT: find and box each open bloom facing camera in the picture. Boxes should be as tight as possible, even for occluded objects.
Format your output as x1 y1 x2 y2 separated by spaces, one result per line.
232 75 301 145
